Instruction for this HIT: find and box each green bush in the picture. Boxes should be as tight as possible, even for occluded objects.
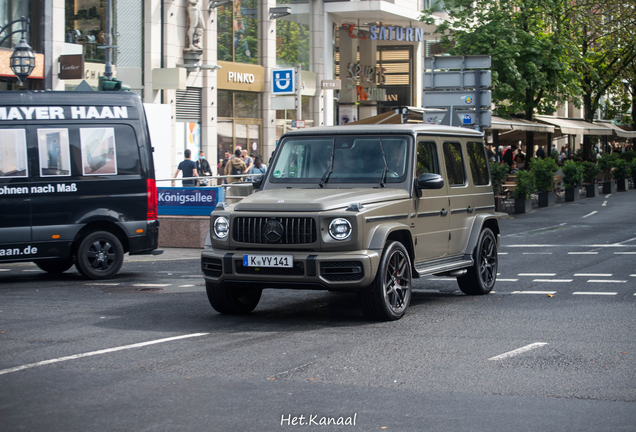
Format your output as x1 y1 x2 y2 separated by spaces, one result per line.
618 150 636 162
581 161 600 184
489 159 510 194
597 153 618 181
613 159 631 180
514 170 535 199
630 159 636 179
550 149 560 161
562 160 583 189
530 157 558 192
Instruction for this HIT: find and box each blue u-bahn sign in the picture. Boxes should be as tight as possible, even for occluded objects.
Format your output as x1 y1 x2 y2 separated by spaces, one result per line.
272 68 295 95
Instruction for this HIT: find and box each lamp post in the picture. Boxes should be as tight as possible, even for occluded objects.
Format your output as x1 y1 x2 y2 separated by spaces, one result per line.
0 16 35 86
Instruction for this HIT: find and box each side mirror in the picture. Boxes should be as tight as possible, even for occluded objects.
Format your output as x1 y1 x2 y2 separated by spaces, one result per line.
417 173 444 190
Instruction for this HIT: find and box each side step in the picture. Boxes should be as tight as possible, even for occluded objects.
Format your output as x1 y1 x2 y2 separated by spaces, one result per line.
414 259 473 277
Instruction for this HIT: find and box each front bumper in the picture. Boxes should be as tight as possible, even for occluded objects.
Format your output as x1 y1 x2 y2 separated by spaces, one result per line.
201 249 381 291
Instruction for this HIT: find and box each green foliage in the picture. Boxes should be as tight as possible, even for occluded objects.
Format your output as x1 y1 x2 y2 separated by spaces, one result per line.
613 159 631 180
561 160 583 189
573 148 585 161
597 153 618 181
530 157 558 192
630 159 636 179
618 150 636 162
580 161 600 184
550 149 560 161
276 20 310 69
488 159 510 194
514 169 535 199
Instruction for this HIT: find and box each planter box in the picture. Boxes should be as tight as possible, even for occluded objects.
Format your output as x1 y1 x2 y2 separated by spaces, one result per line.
602 181 616 194
494 195 506 212
538 191 556 207
584 183 597 198
514 197 532 214
565 188 580 202
616 178 628 192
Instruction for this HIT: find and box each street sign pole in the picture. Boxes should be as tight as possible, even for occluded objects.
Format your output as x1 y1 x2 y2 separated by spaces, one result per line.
296 63 302 123
474 70 481 131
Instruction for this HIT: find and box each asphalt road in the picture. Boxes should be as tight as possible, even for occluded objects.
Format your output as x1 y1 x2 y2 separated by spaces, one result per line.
1 190 635 431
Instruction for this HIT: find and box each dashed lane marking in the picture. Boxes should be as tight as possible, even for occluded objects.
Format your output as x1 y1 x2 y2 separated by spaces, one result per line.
533 279 573 283
587 280 627 283
0 333 210 376
0 269 10 272
522 252 553 255
573 292 617 296
574 273 611 277
87 283 121 286
132 283 172 287
605 194 612 198
497 279 519 282
511 291 557 295
615 252 636 255
518 273 556 276
568 252 598 255
582 211 598 218
602 201 608 207
489 342 548 361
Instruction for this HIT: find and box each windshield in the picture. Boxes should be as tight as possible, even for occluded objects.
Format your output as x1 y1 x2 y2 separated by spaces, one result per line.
268 135 410 185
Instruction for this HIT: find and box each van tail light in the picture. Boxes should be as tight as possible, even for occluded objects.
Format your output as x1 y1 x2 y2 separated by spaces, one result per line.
147 179 158 220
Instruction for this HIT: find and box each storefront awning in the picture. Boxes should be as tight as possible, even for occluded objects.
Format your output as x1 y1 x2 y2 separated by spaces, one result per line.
593 121 636 139
491 116 555 132
534 115 614 135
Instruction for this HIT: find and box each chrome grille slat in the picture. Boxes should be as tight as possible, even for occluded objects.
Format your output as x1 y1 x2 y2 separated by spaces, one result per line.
233 217 317 245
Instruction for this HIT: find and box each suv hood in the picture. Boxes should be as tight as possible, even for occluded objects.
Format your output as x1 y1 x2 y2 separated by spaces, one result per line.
234 188 409 212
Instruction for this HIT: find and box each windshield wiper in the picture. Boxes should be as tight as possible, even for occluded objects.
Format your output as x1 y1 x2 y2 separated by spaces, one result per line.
379 139 388 188
318 140 335 188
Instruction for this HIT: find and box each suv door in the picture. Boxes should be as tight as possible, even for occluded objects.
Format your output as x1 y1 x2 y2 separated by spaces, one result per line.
443 141 473 256
0 127 31 251
413 139 449 262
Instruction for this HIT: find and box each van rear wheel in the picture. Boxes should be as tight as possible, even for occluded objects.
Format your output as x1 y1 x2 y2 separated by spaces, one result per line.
75 231 124 280
206 281 262 315
35 259 73 274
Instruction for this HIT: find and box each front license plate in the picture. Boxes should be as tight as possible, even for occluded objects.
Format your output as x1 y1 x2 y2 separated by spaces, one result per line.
243 254 293 268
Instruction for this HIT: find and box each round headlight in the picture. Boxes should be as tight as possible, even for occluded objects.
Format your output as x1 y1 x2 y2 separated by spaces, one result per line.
213 217 230 239
328 218 352 240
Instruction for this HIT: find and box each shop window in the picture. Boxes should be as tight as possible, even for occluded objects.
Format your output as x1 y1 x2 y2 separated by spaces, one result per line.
276 20 309 70
65 0 111 63
217 0 258 64
0 0 34 49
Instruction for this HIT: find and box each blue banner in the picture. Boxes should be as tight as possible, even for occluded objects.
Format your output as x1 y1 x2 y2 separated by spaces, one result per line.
157 187 224 216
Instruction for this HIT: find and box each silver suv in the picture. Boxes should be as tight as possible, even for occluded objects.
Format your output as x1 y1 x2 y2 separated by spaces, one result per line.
201 124 500 320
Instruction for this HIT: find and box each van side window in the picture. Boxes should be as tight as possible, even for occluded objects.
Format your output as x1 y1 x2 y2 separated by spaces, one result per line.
443 142 465 186
37 129 71 177
416 141 440 177
0 129 28 178
466 141 490 186
80 127 118 176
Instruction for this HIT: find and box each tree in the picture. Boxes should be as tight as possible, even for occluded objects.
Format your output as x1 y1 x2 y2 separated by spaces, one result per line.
568 1 636 158
421 0 580 159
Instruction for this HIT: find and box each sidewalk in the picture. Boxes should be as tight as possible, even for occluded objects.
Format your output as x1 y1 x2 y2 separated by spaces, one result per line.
125 248 202 262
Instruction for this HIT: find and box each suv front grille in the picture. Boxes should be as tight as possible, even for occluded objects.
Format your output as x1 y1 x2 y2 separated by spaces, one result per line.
320 261 364 282
236 261 305 276
233 217 317 244
202 257 223 278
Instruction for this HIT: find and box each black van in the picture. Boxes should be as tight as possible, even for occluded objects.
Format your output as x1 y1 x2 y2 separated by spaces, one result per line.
0 91 161 279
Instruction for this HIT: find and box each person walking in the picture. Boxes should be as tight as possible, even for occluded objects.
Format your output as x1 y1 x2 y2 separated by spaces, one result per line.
241 149 254 174
247 155 267 181
225 148 246 183
172 149 199 186
536 145 546 159
197 150 212 186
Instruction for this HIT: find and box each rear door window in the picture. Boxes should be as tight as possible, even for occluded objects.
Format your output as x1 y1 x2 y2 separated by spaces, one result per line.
443 142 466 186
466 141 490 186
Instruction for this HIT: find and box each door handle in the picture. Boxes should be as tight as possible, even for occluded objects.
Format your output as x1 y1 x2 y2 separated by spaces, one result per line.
440 209 448 216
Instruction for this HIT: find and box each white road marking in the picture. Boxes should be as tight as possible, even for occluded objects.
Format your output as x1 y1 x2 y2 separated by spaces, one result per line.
631 275 636 277
568 252 598 255
512 291 557 295
573 292 617 296
132 283 172 287
489 342 548 361
574 273 611 277
533 279 573 283
497 279 519 282
507 245 555 248
0 269 10 272
522 252 553 255
605 194 612 198
587 280 627 283
498 252 508 255
602 201 608 207
87 283 121 286
428 277 456 281
22 270 41 272
615 252 636 255
178 284 195 287
506 244 630 248
582 211 598 218
0 333 209 376
518 273 556 276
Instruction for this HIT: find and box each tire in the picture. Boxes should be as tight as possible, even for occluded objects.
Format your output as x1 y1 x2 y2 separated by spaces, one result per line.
358 241 412 321
205 281 262 315
457 228 497 295
75 231 124 280
35 259 74 274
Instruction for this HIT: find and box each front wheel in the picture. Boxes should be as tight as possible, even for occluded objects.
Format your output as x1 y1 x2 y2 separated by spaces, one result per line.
75 231 124 280
457 228 497 295
206 281 262 315
358 241 412 321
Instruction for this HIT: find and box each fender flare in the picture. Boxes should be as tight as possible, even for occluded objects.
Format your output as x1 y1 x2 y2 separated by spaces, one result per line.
367 221 412 251
463 214 500 260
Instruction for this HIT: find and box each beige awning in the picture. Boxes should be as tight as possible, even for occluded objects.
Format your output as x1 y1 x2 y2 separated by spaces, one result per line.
491 116 555 132
593 120 636 139
534 115 614 135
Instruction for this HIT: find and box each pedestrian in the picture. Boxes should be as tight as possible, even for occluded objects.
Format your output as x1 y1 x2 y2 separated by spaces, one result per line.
173 149 199 186
241 149 254 174
536 145 546 159
247 155 267 181
502 144 516 169
514 149 526 170
197 150 212 186
225 148 246 183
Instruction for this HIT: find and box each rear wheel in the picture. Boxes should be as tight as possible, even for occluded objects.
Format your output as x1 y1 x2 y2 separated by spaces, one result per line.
457 228 497 295
75 231 124 280
35 259 73 274
206 281 262 315
358 241 412 321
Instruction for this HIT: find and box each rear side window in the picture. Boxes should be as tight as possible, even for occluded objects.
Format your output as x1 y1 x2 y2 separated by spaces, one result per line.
416 141 440 176
443 142 465 186
466 141 490 186
0 129 28 178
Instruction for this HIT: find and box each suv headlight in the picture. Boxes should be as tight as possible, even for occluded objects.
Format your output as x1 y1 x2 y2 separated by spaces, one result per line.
213 217 230 239
328 218 352 240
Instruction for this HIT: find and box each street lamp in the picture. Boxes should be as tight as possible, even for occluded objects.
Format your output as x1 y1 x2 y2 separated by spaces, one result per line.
0 16 35 86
